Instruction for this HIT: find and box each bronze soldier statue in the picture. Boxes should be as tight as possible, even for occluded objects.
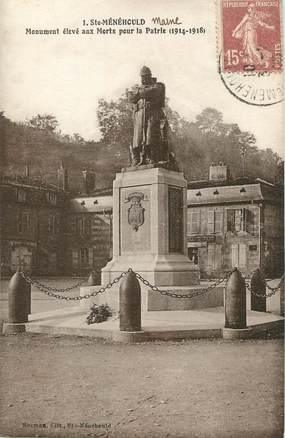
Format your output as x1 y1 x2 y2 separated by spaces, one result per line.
129 66 169 166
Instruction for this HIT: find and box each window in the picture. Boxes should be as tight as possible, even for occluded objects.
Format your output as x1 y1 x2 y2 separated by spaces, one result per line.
188 210 201 234
16 189 26 203
77 217 91 235
234 209 243 232
188 247 199 265
208 244 222 270
208 210 223 234
11 247 32 271
79 248 89 266
48 215 57 234
227 208 256 234
17 212 30 233
231 243 247 268
249 244 257 251
215 211 223 233
46 192 57 205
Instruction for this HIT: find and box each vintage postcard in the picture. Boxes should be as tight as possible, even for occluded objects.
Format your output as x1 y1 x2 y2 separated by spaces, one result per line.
0 0 283 437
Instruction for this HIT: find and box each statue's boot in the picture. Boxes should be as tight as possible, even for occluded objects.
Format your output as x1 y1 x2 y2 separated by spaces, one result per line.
132 148 140 166
149 145 156 164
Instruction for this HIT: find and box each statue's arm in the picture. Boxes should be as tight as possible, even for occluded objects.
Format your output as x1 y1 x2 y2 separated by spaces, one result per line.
128 88 141 104
138 83 164 100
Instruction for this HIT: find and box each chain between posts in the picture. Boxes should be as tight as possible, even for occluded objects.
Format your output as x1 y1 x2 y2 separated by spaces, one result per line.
244 271 283 298
19 270 128 301
134 270 233 299
13 267 284 301
24 277 87 293
1 262 89 292
245 281 282 298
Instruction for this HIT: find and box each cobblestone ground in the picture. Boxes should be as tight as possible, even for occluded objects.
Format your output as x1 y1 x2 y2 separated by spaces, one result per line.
0 334 283 438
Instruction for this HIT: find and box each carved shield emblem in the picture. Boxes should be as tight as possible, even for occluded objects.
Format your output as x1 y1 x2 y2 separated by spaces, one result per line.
125 192 146 231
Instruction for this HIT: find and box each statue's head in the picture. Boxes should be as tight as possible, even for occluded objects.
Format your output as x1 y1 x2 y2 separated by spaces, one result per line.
140 66 152 85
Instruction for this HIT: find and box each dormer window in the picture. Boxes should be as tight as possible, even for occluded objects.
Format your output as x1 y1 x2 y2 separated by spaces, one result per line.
196 191 202 197
213 190 219 195
16 188 26 203
240 187 246 193
81 201 86 206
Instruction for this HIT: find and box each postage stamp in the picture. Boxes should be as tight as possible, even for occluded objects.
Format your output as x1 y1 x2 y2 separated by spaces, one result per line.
220 0 282 73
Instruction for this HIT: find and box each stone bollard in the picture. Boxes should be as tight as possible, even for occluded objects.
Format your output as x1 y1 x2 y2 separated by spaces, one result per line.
251 268 266 312
223 268 250 339
119 270 141 331
279 275 284 317
3 270 31 334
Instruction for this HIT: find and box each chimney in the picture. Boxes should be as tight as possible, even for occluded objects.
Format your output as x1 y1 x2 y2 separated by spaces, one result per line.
209 163 229 182
57 161 68 191
82 169 95 194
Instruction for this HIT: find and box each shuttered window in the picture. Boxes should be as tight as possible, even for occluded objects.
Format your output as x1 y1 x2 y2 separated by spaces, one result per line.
227 209 235 232
231 243 247 268
215 210 223 233
245 209 258 236
17 212 30 233
77 217 91 235
187 210 201 234
48 215 56 234
208 244 222 270
227 208 255 233
208 211 215 234
189 210 201 234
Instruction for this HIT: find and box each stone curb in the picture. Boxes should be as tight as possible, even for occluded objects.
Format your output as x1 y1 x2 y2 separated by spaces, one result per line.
22 319 284 343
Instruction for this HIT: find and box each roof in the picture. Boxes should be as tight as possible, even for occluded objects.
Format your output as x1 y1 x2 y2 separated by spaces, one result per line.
187 176 255 189
77 187 113 197
1 175 66 194
70 195 113 213
187 182 282 206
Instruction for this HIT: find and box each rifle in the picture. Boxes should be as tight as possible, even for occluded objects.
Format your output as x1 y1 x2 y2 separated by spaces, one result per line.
139 78 157 164
139 97 147 165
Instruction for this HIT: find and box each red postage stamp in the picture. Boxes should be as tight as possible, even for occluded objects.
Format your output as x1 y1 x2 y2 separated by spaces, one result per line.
220 0 282 72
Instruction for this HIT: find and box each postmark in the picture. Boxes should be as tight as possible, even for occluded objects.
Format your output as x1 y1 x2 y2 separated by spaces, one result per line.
217 0 283 105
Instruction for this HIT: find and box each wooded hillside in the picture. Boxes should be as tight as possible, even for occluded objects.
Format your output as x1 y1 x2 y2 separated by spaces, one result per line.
0 92 282 192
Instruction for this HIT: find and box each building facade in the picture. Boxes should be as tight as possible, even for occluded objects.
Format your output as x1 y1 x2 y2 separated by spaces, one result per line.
1 164 283 279
187 165 284 278
65 193 112 280
0 174 68 275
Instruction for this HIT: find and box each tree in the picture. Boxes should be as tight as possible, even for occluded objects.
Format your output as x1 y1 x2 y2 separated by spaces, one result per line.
71 133 85 144
97 88 134 147
195 108 223 134
26 114 59 133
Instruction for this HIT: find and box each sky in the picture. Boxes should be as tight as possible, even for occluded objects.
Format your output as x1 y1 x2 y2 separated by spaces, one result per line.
0 0 283 156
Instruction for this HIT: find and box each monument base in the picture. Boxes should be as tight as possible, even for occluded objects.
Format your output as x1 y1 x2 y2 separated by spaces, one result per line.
102 254 199 286
102 166 200 289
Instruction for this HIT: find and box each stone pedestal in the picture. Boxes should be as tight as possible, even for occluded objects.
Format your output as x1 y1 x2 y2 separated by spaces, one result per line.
101 166 199 286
